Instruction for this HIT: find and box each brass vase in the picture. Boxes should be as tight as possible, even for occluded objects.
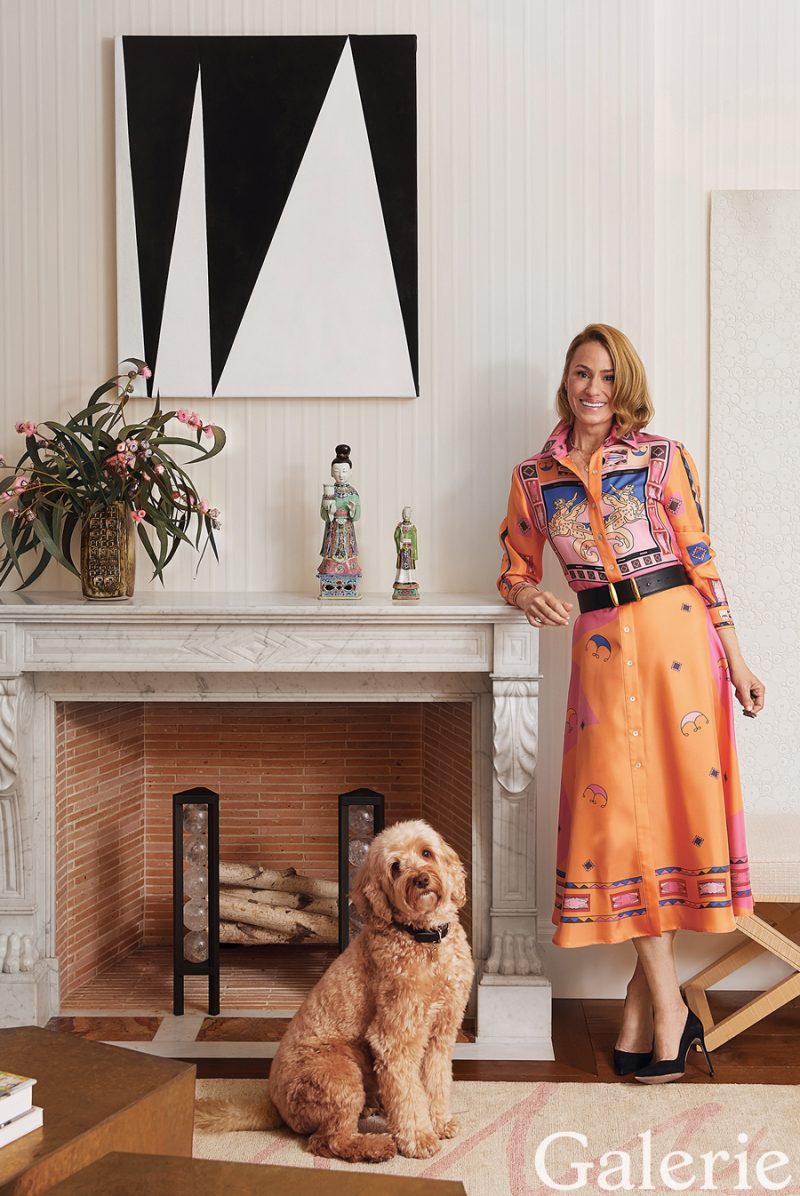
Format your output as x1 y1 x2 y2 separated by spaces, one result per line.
80 501 136 599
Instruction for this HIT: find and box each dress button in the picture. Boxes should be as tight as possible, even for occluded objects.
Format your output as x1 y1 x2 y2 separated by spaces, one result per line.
623 626 630 633
627 659 633 666
635 761 642 768
630 695 636 702
632 730 639 737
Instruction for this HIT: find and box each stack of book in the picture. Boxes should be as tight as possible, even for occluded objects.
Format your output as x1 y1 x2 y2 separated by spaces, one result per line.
0 1070 42 1147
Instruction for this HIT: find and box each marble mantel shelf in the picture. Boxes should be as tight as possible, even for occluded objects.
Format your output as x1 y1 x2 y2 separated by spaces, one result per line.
0 592 521 618
0 590 551 1060
0 592 536 676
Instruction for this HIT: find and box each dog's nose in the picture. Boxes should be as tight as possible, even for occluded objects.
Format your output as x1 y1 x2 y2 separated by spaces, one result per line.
415 873 430 889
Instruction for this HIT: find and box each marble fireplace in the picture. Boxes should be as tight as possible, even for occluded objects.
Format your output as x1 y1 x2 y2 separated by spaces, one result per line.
0 593 551 1059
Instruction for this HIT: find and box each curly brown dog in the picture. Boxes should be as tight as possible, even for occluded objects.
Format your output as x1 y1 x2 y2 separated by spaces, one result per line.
195 819 474 1163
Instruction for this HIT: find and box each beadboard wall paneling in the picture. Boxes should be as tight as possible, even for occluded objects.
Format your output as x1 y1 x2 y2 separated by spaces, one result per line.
710 191 800 817
0 0 655 598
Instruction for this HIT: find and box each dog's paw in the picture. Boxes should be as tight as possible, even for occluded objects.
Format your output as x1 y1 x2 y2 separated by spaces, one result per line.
311 1131 397 1163
433 1116 460 1139
356 1133 398 1163
395 1128 441 1159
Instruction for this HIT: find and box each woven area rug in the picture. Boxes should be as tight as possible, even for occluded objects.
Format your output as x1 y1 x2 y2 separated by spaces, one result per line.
194 1078 800 1195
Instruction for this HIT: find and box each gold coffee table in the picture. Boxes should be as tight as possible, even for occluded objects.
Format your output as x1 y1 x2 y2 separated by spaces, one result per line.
0 1027 195 1195
47 1152 468 1194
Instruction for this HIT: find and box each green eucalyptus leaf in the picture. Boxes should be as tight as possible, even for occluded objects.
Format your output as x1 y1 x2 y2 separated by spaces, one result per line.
60 509 79 571
30 515 79 576
207 521 219 563
16 537 54 588
154 520 170 570
135 519 162 579
24 434 45 468
162 532 183 570
186 424 226 464
68 401 113 425
87 378 123 407
0 511 25 579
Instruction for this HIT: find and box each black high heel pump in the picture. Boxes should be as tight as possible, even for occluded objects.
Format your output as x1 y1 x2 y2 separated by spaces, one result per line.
614 1044 654 1076
633 1004 715 1084
613 993 654 1076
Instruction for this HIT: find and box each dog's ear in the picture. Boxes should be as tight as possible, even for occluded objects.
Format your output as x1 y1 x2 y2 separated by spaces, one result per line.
441 840 467 909
350 850 393 925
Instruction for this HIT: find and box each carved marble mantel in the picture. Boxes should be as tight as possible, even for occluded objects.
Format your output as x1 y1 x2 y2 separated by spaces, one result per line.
0 592 550 1058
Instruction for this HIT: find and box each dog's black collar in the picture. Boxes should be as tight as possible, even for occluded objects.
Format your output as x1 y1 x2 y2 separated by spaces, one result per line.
392 921 450 944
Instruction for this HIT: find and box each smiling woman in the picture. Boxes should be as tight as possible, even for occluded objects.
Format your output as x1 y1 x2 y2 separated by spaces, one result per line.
497 322 765 1085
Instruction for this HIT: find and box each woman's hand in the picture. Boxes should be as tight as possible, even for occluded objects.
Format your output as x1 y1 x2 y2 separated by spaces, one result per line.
728 660 765 717
517 586 574 627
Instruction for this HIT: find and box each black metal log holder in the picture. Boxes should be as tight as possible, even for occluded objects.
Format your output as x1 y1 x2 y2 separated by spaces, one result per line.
338 787 385 952
172 786 220 1015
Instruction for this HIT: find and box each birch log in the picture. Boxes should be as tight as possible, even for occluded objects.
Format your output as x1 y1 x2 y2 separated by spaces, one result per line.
221 887 338 920
220 922 316 945
219 862 338 899
219 894 338 941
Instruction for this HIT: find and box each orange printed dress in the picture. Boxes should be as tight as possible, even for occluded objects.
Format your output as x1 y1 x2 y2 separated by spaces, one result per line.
497 417 754 948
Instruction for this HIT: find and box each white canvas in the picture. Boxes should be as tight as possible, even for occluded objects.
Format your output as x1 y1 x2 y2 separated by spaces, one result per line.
154 69 212 399
114 35 417 399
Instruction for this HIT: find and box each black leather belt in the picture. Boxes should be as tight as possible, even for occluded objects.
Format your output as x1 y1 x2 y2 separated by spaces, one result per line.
577 563 690 613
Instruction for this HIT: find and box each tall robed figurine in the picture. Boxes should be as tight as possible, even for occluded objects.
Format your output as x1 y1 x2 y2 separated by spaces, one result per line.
392 506 419 601
317 444 362 600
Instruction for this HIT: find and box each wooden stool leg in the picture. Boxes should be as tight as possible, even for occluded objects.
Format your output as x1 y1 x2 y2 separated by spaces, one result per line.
702 971 800 1051
681 902 800 1048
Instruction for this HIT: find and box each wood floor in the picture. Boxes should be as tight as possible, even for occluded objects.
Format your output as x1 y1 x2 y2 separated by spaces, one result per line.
188 990 800 1081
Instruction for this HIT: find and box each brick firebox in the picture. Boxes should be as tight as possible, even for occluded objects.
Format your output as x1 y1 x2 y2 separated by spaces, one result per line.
55 701 472 1004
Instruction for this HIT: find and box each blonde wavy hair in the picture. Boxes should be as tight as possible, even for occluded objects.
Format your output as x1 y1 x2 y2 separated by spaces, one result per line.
555 323 654 437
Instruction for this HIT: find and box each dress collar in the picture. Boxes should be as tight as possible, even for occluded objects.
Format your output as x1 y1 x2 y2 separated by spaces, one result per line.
542 416 643 460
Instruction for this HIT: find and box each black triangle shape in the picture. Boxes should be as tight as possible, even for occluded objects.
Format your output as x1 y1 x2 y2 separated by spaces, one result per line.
350 34 418 396
199 36 347 392
122 37 202 397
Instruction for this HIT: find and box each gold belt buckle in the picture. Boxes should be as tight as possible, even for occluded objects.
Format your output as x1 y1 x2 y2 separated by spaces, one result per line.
608 578 642 607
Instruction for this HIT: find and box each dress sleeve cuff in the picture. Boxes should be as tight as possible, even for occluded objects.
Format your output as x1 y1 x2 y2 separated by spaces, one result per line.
508 581 539 608
710 604 735 630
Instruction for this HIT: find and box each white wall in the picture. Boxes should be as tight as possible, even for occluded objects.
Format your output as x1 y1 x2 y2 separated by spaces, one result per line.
2 0 797 996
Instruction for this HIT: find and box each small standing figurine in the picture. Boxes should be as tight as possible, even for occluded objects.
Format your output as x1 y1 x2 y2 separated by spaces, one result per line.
392 506 419 601
317 444 362 600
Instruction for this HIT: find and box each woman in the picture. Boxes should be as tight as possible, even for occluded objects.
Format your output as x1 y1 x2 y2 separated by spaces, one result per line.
497 324 765 1084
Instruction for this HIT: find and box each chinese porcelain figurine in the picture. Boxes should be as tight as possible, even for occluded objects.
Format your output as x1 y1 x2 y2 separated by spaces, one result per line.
317 444 362 600
392 506 419 601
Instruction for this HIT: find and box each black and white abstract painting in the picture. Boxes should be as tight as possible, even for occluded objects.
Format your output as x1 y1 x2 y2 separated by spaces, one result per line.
115 35 418 398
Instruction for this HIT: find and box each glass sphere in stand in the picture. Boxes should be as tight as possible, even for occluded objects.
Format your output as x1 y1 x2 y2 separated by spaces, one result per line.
349 805 373 837
183 929 209 963
184 865 208 899
348 837 370 868
183 803 209 834
184 897 209 931
183 833 209 868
